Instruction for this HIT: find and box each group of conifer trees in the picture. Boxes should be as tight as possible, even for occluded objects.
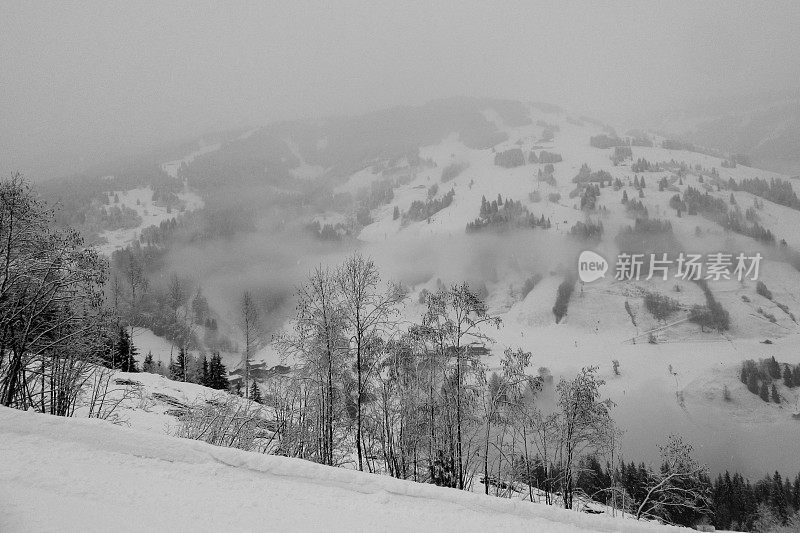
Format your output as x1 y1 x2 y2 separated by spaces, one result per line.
98 327 231 392
740 357 800 404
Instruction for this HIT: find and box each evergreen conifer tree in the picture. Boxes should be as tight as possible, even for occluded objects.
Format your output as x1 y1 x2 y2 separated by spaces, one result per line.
175 347 187 382
168 356 181 381
783 365 794 388
142 351 154 373
771 472 788 524
768 357 781 379
770 383 780 404
201 356 209 387
116 327 139 372
747 372 759 395
207 352 230 390
759 381 770 402
249 382 262 403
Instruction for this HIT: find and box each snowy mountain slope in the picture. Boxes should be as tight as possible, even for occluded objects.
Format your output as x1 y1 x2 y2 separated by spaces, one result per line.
0 406 691 533
663 95 800 175
94 99 800 478
160 141 223 178
309 101 800 478
95 186 203 256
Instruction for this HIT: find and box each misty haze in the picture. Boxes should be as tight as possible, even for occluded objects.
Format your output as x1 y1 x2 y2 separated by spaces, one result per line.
2 2 800 532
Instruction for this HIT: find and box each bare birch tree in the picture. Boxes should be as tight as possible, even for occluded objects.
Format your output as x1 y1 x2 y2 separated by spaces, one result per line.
239 290 260 399
336 253 405 471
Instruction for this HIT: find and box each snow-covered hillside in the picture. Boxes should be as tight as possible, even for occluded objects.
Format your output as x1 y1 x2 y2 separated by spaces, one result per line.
315 102 800 478
0 405 690 533
95 186 203 256
92 100 800 481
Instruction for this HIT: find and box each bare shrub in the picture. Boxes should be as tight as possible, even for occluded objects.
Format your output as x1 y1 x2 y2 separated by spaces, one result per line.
174 394 271 452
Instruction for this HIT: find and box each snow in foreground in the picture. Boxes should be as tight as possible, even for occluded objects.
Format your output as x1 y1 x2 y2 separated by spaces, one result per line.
0 407 689 533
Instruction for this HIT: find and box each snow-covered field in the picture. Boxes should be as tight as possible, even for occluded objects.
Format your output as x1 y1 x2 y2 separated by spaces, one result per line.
95 186 203 256
0 405 691 533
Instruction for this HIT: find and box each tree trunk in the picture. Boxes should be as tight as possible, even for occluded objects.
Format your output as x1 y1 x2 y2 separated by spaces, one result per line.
456 347 463 489
356 340 363 471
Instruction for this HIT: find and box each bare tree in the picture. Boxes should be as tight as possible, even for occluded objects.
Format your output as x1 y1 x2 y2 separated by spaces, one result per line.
336 253 405 471
274 266 346 465
0 174 109 414
425 283 500 489
553 366 615 509
635 434 712 525
239 290 260 399
480 347 539 495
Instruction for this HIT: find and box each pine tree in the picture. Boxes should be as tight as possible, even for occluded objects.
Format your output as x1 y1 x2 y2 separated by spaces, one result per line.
191 288 210 325
175 347 187 382
792 474 800 511
249 382 262 403
771 472 788 524
142 351 154 373
770 383 780 404
768 357 781 379
783 365 794 388
747 373 759 395
207 352 230 391
116 327 139 372
759 381 770 402
201 355 209 386
168 355 181 381
793 364 800 388
621 190 628 204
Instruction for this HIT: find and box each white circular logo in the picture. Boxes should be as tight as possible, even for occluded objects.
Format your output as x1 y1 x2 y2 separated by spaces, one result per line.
578 251 607 283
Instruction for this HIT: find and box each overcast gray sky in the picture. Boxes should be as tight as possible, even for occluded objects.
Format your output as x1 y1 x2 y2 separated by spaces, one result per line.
2 0 800 179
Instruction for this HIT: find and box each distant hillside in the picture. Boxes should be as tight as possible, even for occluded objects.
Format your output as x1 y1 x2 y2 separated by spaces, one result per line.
656 91 800 176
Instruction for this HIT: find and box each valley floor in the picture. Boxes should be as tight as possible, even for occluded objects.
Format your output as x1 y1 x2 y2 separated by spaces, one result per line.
0 406 689 533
